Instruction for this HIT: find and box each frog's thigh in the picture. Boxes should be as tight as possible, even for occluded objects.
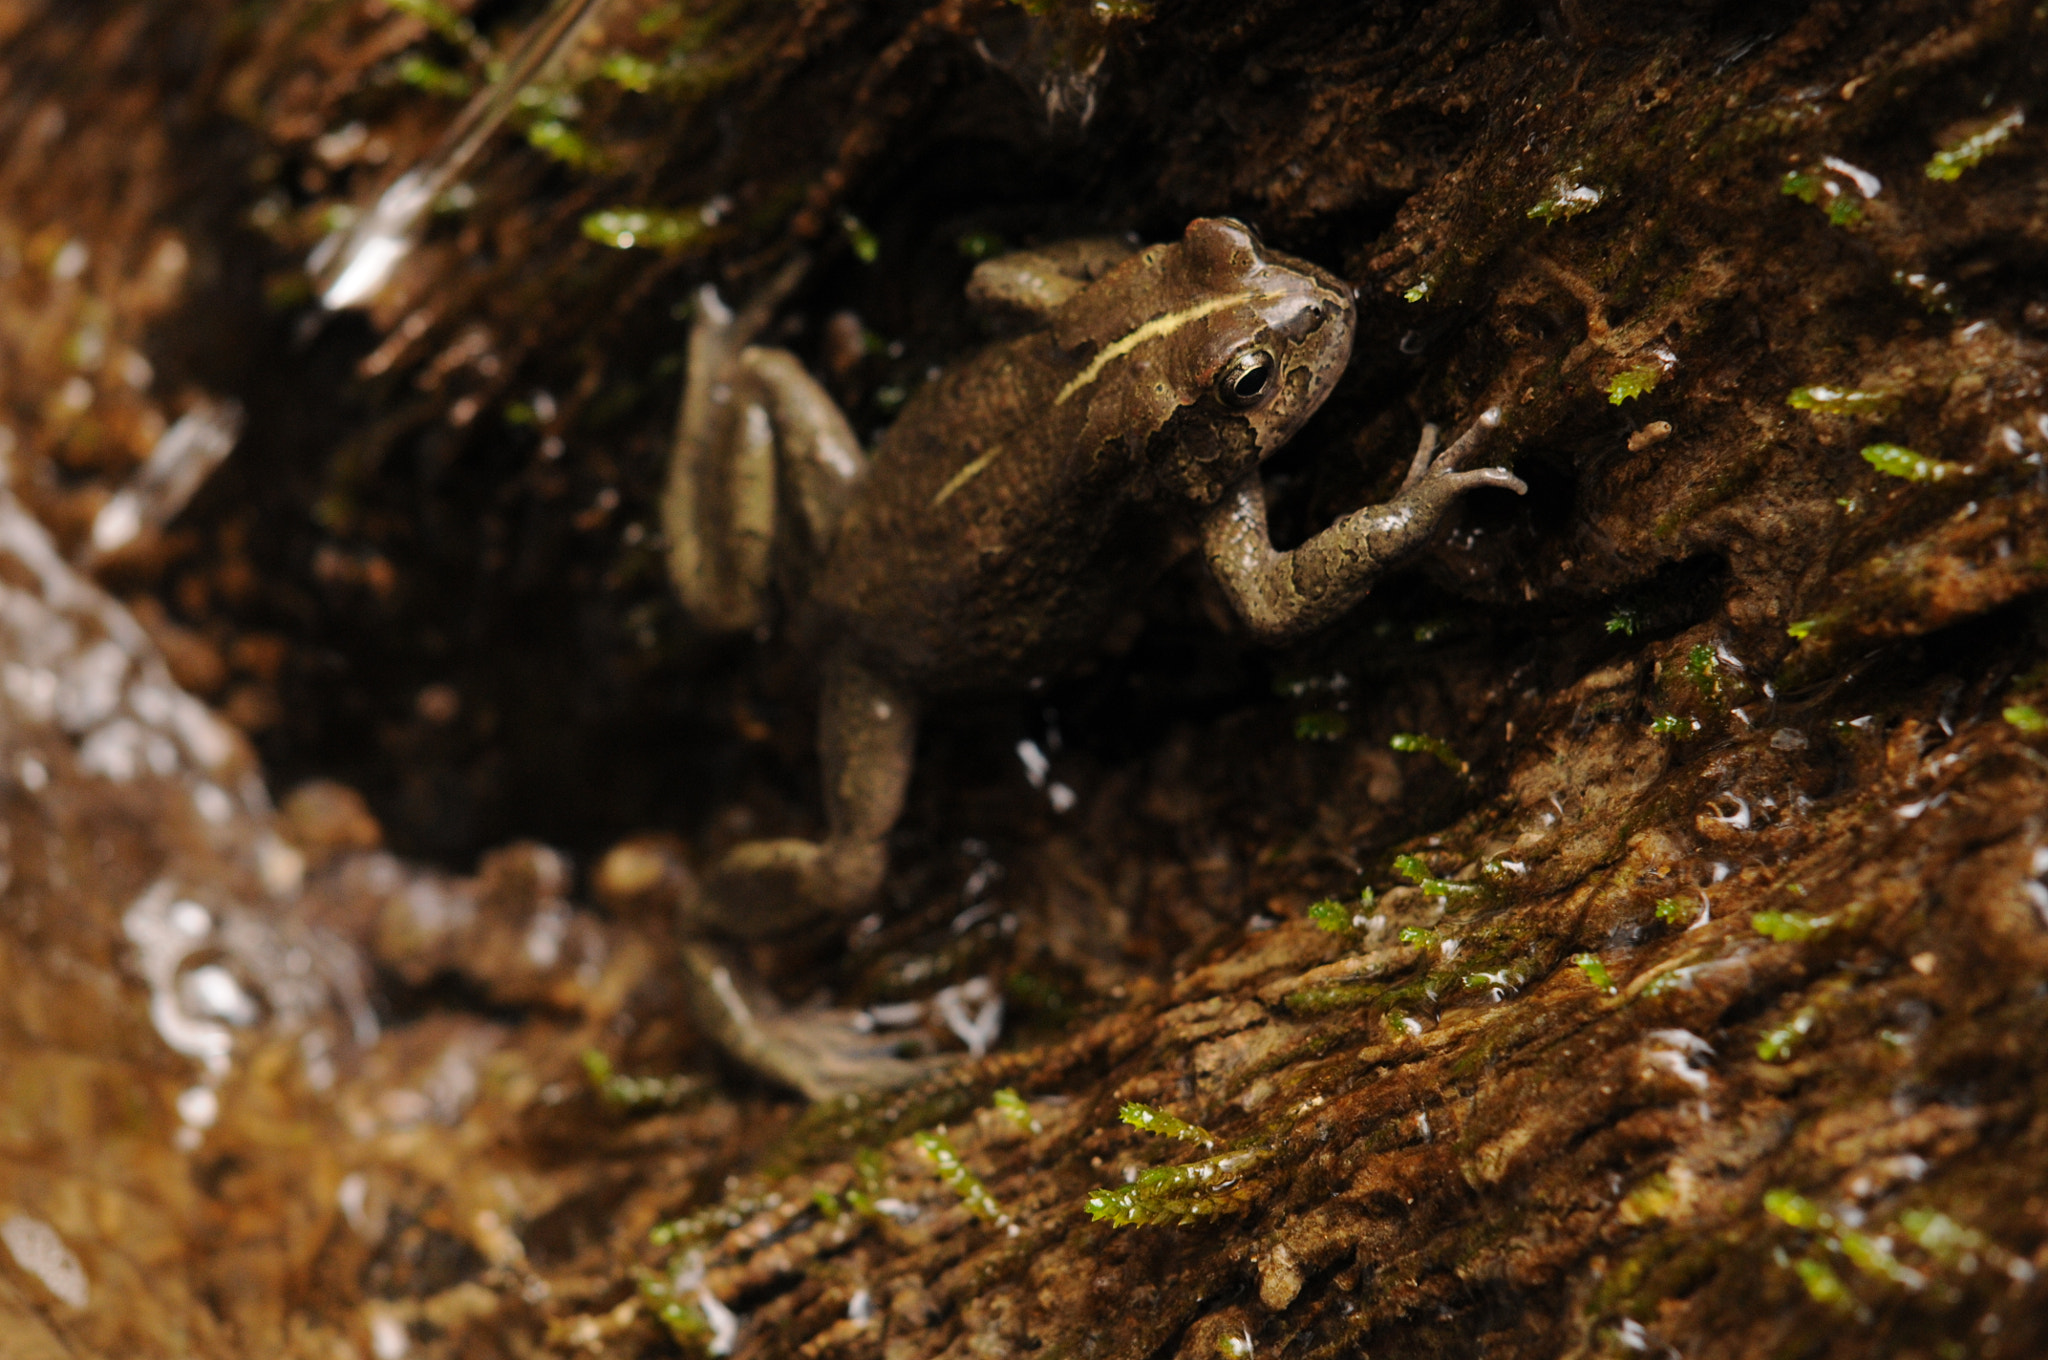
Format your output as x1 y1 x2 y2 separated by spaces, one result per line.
737 347 866 551
666 289 774 632
728 398 777 597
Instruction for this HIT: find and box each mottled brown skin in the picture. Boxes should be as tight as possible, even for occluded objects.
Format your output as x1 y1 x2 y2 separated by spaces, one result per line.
819 221 1352 691
664 219 1523 1097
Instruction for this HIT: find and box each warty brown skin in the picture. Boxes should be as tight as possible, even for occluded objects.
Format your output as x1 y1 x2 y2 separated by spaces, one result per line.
662 218 1522 1098
818 221 1355 691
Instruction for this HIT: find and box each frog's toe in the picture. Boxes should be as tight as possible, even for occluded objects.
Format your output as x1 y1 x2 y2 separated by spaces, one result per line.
1432 405 1506 472
680 940 953 1102
755 1011 955 1102
1438 466 1527 498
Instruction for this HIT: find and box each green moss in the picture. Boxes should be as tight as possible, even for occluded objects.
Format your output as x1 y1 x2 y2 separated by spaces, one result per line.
1605 608 1640 636
1786 619 1821 640
1084 1148 1270 1227
1926 109 2024 181
396 54 473 98
1648 713 1700 738
1790 1254 1858 1313
1403 276 1434 303
639 1272 719 1348
1836 1226 1924 1288
1571 952 1616 993
1282 979 1385 1015
1460 964 1527 998
1389 731 1465 772
582 207 710 251
1861 443 1965 482
1479 858 1528 888
525 117 594 166
1120 1101 1216 1147
388 0 477 48
1780 169 1864 226
1653 896 1699 926
1684 644 1724 704
1756 1007 1817 1061
840 212 880 264
1766 1190 1930 1300
1410 617 1462 644
956 230 1007 260
1308 888 1376 936
914 1130 1008 1225
581 1049 699 1110
1603 365 1661 404
993 1089 1041 1135
651 1194 773 1247
1891 269 1959 315
1751 909 1834 943
1896 1208 1987 1264
599 52 660 92
1763 1188 1823 1229
1527 172 1606 223
1617 1172 1678 1225
2002 704 2048 734
1294 710 1349 741
774 1074 991 1174
1393 854 1480 903
1787 386 1895 417
842 1147 889 1218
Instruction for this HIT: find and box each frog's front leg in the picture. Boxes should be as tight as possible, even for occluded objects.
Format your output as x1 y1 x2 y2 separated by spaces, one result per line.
1202 407 1526 643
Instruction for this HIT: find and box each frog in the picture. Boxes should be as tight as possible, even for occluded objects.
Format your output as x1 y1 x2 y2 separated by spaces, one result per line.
661 217 1524 1099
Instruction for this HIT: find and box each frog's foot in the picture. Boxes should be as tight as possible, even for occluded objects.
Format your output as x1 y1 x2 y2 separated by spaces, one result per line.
680 941 951 1101
1395 406 1527 503
694 836 886 939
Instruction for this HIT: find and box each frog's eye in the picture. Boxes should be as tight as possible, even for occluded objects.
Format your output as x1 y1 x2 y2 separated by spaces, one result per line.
1216 348 1277 410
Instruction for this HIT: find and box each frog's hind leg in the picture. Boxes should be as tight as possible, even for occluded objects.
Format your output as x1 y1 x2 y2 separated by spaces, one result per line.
662 276 865 634
678 938 947 1101
735 347 866 560
684 653 928 1099
694 651 915 937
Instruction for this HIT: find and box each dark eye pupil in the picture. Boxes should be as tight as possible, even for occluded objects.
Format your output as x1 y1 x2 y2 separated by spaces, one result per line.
1219 352 1275 408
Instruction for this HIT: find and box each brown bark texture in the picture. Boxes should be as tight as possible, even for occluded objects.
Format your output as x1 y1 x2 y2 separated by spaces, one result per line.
0 1 2046 1358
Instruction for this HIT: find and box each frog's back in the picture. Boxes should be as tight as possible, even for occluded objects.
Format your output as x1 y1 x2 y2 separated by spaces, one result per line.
816 332 1175 691
813 217 1356 691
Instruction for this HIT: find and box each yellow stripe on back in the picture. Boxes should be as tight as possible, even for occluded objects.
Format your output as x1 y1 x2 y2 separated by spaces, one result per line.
930 444 1003 507
1053 292 1261 406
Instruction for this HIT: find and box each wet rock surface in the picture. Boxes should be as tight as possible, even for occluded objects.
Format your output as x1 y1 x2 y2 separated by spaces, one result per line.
3 1 2048 1357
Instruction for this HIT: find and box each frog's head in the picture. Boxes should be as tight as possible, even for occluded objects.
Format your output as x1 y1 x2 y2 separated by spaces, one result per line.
1053 217 1355 503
